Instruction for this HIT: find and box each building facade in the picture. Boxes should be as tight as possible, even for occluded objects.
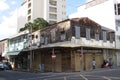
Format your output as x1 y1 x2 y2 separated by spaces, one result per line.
6 30 29 69
20 17 115 72
2 17 116 72
17 0 67 32
0 39 8 61
69 0 120 66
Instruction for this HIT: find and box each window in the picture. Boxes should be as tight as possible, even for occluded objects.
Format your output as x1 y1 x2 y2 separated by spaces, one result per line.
103 31 107 42
40 36 44 44
75 26 80 39
60 32 66 41
28 3 31 8
36 35 38 39
51 29 56 42
49 0 57 6
28 9 31 15
118 3 120 15
59 28 66 41
86 28 90 40
110 33 114 43
32 35 34 40
116 20 120 31
114 3 120 15
45 37 48 44
28 15 31 21
49 21 56 24
49 7 57 13
95 33 99 41
49 14 57 19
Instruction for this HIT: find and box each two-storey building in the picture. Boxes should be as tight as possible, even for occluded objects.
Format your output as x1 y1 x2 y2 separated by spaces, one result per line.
4 17 115 72
28 17 115 72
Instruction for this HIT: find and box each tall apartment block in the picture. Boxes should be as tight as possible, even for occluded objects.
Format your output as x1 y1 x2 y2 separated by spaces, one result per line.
17 0 66 32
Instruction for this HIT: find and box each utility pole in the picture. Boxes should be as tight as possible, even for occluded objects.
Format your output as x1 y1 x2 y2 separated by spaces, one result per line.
79 47 83 71
51 48 56 72
28 26 32 71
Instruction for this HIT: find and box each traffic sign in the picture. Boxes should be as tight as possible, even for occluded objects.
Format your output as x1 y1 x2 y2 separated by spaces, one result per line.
52 54 56 58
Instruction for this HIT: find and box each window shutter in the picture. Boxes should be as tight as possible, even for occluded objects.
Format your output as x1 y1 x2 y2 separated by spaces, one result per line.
86 28 90 40
95 33 99 41
75 26 80 39
103 31 107 42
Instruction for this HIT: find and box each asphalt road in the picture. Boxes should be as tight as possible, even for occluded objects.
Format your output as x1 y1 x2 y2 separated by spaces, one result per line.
0 70 39 80
0 68 120 80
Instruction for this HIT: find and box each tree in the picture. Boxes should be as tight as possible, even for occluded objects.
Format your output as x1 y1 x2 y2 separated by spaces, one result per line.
19 28 25 32
19 18 49 32
24 22 33 30
33 18 49 30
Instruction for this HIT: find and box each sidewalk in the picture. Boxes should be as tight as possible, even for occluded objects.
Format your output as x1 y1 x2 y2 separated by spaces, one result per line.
13 67 120 74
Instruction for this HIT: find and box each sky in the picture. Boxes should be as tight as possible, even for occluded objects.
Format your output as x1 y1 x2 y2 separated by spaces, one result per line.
0 0 86 40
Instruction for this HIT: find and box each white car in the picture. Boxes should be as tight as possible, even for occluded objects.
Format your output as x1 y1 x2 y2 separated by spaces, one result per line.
0 62 4 70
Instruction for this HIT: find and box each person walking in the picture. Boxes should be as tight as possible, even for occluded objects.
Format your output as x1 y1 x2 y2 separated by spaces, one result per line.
91 59 96 69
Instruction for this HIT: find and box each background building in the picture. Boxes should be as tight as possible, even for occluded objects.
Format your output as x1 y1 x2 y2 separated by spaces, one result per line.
17 0 67 32
0 39 8 61
69 0 120 67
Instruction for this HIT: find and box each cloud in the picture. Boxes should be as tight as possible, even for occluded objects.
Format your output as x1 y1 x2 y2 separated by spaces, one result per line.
0 9 17 40
11 1 16 5
0 0 9 12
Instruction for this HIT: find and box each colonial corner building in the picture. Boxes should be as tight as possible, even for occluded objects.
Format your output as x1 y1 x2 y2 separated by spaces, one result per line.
0 17 116 72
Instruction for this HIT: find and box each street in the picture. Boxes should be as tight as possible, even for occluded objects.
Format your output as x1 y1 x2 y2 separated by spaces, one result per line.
0 68 120 80
0 70 39 80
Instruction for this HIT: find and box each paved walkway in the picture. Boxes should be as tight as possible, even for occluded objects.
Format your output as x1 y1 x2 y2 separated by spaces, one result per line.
13 67 120 74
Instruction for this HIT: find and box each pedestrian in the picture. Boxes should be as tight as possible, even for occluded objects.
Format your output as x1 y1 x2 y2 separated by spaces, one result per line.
104 60 109 68
101 60 106 68
108 58 113 68
91 59 96 69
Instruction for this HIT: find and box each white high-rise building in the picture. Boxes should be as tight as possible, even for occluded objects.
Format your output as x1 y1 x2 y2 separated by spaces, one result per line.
69 0 120 67
17 0 66 32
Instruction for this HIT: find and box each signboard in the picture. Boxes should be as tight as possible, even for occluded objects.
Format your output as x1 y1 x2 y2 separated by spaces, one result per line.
52 54 56 58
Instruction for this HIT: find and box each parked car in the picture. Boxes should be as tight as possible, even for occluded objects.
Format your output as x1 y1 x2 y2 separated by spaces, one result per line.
3 62 12 70
0 62 4 70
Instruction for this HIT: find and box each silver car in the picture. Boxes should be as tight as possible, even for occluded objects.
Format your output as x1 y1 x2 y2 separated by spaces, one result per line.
0 62 4 70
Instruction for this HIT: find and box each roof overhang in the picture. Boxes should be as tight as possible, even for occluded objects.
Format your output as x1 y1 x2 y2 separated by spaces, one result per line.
5 51 21 57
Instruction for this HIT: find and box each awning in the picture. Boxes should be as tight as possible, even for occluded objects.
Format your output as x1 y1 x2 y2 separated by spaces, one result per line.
5 51 21 56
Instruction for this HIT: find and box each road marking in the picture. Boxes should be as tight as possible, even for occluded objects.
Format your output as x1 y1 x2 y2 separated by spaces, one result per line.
64 76 67 80
109 76 120 79
80 74 88 80
18 74 65 80
102 76 111 80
